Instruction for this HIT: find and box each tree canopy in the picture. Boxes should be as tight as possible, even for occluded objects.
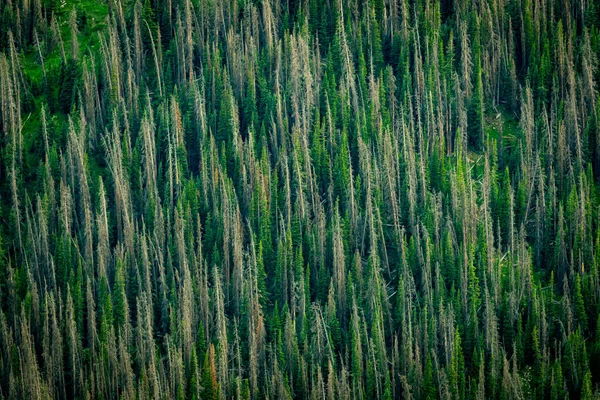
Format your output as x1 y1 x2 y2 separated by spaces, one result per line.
0 0 599 398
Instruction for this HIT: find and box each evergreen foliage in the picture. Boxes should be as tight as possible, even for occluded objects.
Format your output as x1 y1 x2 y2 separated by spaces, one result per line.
0 0 599 398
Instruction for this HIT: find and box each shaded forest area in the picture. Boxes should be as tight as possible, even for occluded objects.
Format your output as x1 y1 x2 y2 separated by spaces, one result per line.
1 0 600 398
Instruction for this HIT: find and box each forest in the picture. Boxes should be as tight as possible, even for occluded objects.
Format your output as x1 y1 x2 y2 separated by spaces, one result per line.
0 0 599 398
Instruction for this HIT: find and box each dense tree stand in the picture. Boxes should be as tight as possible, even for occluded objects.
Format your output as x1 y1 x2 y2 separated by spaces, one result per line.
0 0 599 398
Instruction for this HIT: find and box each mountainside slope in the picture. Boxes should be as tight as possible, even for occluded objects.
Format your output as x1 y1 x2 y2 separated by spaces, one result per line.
0 0 600 398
